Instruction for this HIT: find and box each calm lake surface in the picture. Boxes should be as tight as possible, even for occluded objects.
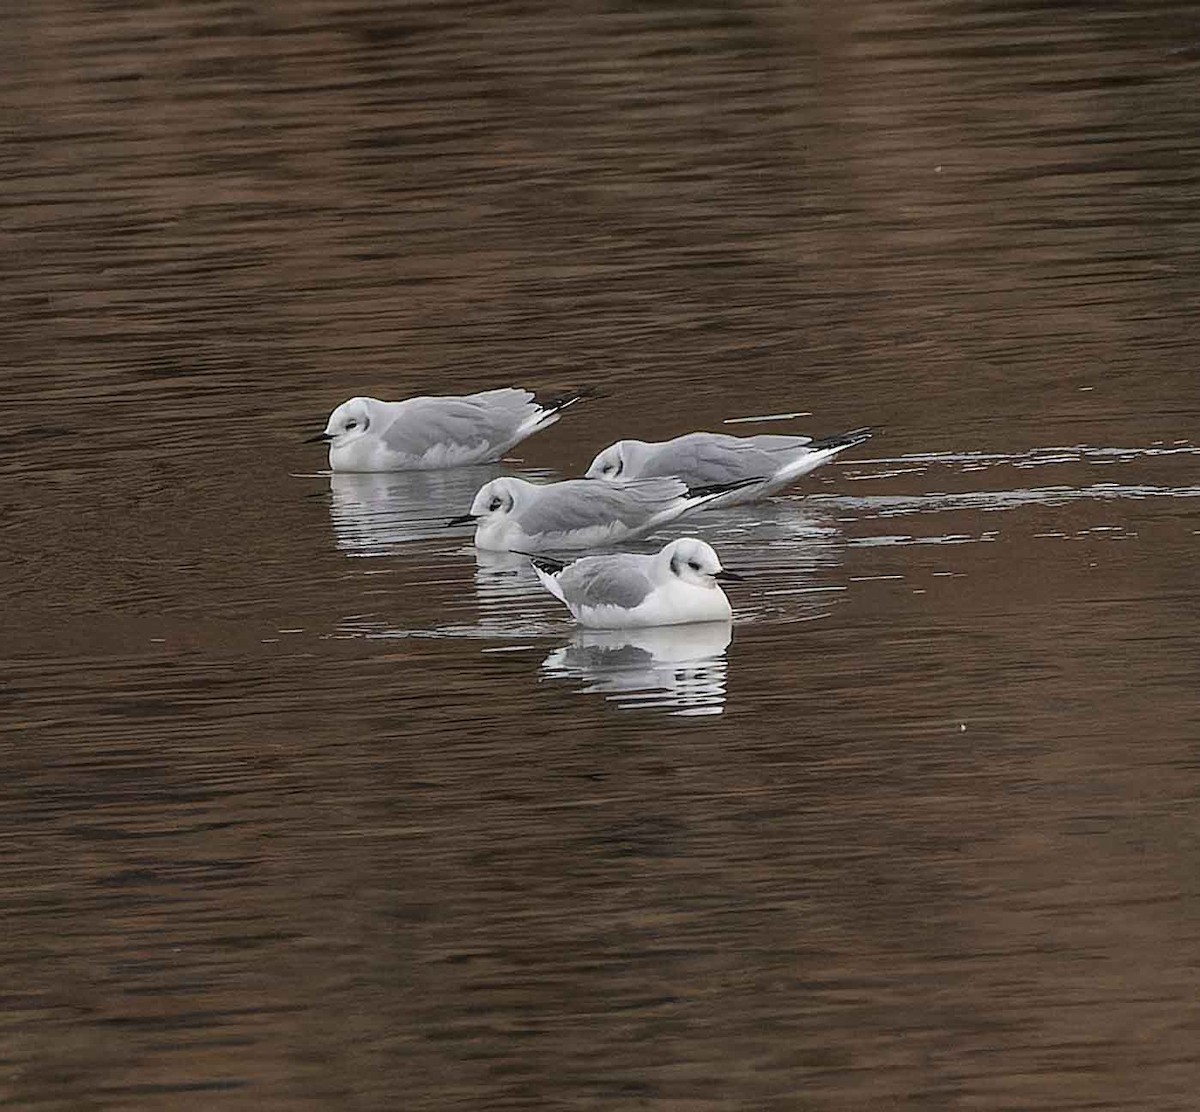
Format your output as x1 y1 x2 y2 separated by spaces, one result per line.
3 1 1199 1108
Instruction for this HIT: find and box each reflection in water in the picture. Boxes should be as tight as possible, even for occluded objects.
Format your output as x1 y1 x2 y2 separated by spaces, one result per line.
473 517 844 632
823 443 1200 524
823 483 1200 520
469 548 552 636
542 621 733 717
841 444 1200 484
662 502 848 625
8 0 1200 1103
670 499 842 551
328 466 552 554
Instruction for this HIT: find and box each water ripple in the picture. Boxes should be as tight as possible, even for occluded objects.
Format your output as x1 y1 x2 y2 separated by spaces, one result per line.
327 465 555 553
815 482 1200 520
541 622 732 717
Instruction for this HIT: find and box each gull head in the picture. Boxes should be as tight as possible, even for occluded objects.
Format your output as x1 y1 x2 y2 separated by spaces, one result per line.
585 442 625 480
316 397 379 445
451 476 528 548
585 439 651 481
468 476 521 521
660 537 742 589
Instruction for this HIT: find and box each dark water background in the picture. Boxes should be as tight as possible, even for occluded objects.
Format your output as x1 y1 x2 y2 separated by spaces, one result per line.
3 1 1199 1108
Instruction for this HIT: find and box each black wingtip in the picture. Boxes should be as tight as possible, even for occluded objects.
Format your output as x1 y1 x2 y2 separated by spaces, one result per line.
538 385 603 413
685 475 764 501
515 550 567 575
807 426 875 451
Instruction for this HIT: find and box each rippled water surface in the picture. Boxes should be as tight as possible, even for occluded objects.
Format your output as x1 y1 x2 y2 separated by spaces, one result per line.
4 1 1200 1108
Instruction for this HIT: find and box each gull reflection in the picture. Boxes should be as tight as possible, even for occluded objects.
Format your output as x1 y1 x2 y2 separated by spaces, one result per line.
542 621 733 717
328 466 510 555
472 547 531 579
466 548 554 635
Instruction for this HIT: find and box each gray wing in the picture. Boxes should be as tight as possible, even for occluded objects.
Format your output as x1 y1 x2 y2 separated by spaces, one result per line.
380 390 537 456
559 554 656 609
639 433 812 485
519 478 689 535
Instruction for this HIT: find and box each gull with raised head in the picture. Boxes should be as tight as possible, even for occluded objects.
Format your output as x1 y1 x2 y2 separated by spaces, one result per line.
307 386 590 472
523 537 743 628
448 476 755 552
585 427 871 505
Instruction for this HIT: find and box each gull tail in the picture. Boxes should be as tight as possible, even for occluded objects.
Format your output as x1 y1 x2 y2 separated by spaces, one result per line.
805 426 874 453
516 550 570 603
684 476 764 503
500 386 599 457
771 426 874 487
637 476 762 536
518 551 568 575
529 385 600 432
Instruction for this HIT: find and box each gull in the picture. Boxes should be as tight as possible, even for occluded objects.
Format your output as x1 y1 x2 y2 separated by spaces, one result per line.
448 475 755 552
306 386 590 471
523 537 743 628
585 426 872 505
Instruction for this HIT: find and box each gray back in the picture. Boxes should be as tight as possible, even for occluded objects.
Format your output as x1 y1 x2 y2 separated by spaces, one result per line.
559 553 656 609
637 432 811 484
518 478 688 535
380 389 536 455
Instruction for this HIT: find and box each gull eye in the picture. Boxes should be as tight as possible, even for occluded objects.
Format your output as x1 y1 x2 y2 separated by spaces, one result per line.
688 560 701 571
345 420 358 430
488 497 503 512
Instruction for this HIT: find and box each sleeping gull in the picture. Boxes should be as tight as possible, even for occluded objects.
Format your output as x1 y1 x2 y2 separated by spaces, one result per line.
523 537 743 628
585 427 872 505
306 386 590 471
448 476 756 552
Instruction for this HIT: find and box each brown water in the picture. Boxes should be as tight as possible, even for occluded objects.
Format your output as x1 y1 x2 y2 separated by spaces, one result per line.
4 1 1200 1108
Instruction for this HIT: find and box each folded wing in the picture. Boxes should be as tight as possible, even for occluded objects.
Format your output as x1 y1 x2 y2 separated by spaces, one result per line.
518 478 689 536
559 555 656 610
640 433 812 484
381 389 539 457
